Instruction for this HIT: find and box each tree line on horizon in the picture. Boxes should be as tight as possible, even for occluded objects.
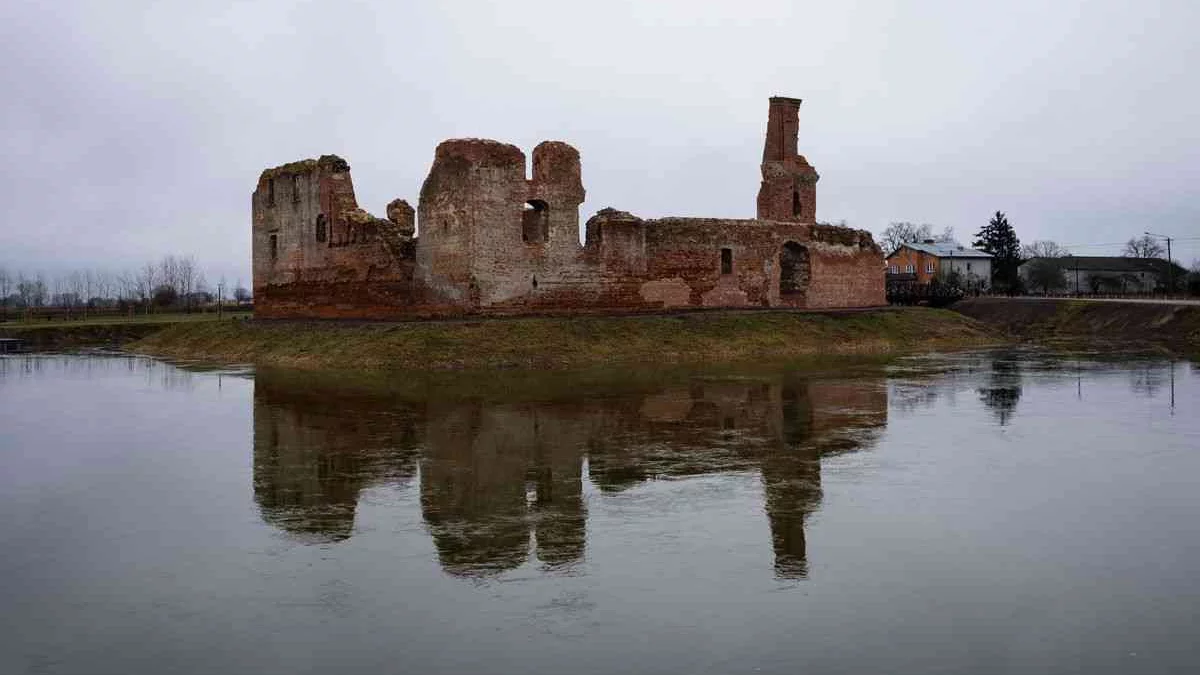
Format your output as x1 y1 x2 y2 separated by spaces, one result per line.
0 255 251 318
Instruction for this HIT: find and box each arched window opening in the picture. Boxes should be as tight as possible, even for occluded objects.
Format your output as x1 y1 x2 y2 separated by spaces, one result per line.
792 191 802 218
780 242 810 295
522 200 549 244
720 248 733 275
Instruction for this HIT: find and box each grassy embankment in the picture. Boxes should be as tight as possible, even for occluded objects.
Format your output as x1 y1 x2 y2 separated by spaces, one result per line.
0 311 252 349
952 298 1200 355
130 308 997 371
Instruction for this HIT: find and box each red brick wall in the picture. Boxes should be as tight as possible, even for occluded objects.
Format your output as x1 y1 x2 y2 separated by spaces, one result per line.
252 98 886 320
886 246 939 284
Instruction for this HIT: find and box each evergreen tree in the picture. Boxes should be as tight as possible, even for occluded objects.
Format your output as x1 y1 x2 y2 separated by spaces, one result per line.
973 211 1022 292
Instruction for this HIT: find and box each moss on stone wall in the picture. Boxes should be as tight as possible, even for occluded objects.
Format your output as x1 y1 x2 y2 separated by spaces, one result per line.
259 154 350 181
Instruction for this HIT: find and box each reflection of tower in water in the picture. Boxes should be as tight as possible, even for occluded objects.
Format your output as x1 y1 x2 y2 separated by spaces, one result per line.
584 377 887 579
765 378 888 578
420 403 588 576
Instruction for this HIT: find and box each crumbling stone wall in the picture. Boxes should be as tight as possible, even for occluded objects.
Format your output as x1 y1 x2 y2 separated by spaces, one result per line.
757 97 820 222
252 155 445 319
252 97 884 319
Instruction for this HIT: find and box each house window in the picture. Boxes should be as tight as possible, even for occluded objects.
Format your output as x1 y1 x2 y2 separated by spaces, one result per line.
905 264 915 274
967 262 973 272
721 248 733 275
269 234 278 261
925 262 935 274
889 265 898 274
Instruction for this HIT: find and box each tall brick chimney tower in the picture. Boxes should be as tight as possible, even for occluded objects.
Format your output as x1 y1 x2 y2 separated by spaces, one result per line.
756 96 819 222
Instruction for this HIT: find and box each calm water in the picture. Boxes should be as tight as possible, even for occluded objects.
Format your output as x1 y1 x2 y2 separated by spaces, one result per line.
1 350 1197 674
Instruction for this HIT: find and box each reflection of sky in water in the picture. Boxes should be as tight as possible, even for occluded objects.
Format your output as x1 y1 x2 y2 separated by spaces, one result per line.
0 351 1196 675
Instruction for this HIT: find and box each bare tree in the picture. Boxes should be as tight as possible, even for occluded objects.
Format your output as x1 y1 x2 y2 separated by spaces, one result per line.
67 271 87 316
138 262 158 311
116 270 138 306
1123 235 1165 259
17 273 47 308
54 274 72 310
0 268 9 320
93 270 114 306
934 226 956 243
176 255 199 311
879 222 938 255
1021 240 1070 259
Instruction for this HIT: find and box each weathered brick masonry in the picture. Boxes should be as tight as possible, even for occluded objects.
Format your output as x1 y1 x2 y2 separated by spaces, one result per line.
252 97 884 319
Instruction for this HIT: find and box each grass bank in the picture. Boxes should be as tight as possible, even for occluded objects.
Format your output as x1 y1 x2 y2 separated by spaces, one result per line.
0 312 251 350
130 308 997 372
953 298 1200 355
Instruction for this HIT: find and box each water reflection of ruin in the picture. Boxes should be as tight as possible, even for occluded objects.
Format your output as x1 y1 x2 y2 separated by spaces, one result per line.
253 374 421 543
252 370 887 578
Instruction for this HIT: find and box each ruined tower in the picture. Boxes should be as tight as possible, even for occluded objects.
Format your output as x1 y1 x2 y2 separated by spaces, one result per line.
756 97 819 222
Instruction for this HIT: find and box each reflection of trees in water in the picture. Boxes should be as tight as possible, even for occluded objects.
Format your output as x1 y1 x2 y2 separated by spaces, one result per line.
0 354 202 390
977 356 1023 426
251 370 888 579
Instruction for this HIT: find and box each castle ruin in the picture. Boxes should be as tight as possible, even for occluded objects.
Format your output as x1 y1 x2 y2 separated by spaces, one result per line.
251 97 884 319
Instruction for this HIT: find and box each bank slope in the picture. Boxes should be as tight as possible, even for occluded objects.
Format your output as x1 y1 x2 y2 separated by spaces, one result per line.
130 308 995 371
953 298 1200 352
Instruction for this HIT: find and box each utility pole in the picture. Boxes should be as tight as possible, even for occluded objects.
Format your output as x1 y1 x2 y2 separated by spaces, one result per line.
217 282 223 320
1144 232 1174 295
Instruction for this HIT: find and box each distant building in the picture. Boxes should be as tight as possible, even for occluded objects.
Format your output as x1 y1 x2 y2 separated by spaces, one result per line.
1019 256 1180 294
885 240 992 290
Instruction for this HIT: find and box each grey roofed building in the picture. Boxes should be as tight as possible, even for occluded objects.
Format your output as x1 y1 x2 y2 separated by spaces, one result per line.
1019 256 1182 294
894 241 994 259
885 239 993 291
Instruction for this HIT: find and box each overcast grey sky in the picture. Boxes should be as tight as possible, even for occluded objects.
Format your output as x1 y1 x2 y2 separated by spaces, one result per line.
3 0 1197 287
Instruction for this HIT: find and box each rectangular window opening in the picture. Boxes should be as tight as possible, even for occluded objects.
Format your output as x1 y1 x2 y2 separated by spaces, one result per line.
292 174 301 203
269 234 278 261
720 248 733 275
266 178 276 207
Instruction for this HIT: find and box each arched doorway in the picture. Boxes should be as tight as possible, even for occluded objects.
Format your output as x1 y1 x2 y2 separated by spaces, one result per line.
780 242 810 298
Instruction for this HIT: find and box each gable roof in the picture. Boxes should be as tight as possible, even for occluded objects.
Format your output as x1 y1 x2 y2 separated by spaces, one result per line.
887 241 993 259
